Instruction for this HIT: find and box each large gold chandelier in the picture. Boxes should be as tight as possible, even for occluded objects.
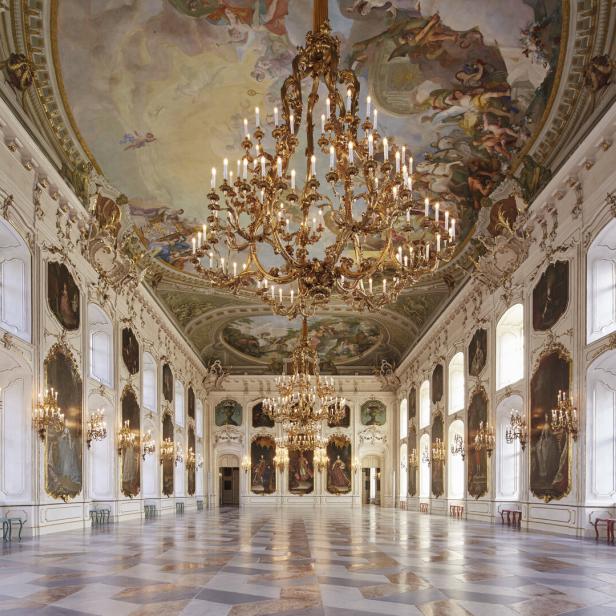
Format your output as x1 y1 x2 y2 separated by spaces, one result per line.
190 0 456 318
263 317 345 429
276 419 324 453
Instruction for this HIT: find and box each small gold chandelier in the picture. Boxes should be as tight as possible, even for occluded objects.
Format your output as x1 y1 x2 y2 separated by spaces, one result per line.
160 437 174 465
190 0 456 318
551 390 578 440
408 448 418 469
241 455 251 474
505 409 528 450
474 421 495 457
117 419 137 455
186 447 203 471
33 388 65 441
273 446 289 470
263 317 345 429
142 429 156 459
314 445 329 471
432 438 446 464
450 433 465 460
86 408 107 449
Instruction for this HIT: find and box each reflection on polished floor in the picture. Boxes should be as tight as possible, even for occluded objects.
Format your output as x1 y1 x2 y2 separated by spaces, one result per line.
1 508 616 615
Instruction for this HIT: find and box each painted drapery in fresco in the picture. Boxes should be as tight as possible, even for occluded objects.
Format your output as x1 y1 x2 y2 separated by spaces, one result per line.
289 449 314 495
431 414 444 498
533 261 569 331
251 435 276 494
121 386 141 498
252 401 274 428
47 261 80 331
467 387 488 498
162 363 173 403
327 435 352 495
162 412 174 497
45 345 82 501
187 425 196 496
408 424 417 497
432 364 444 403
468 328 487 377
121 327 139 375
530 347 571 502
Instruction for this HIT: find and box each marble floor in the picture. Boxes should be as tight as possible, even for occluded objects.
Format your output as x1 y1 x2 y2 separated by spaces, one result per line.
1 508 616 615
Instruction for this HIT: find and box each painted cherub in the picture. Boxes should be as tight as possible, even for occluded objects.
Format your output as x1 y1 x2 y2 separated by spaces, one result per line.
120 131 157 151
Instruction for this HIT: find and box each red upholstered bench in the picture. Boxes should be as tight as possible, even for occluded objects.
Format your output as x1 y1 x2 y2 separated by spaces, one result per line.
593 517 615 544
500 509 522 527
449 505 464 518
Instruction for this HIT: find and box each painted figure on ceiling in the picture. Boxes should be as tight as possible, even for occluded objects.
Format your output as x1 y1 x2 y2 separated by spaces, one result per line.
120 131 157 151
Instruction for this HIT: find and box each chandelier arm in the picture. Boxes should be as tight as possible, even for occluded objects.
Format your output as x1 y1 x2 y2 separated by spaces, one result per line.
305 75 321 177
247 244 297 285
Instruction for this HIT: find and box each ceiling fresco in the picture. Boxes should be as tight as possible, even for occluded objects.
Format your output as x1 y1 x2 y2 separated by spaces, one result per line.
9 0 614 374
155 284 437 374
55 0 563 268
47 0 566 373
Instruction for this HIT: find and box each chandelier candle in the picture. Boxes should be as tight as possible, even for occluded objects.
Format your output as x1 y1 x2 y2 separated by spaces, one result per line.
191 9 457 317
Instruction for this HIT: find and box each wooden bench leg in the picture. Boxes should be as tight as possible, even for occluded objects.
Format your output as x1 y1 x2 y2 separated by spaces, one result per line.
594 520 600 541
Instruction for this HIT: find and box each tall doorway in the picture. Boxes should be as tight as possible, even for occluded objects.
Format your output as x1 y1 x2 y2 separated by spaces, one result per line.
218 454 240 507
361 455 382 505
219 467 239 506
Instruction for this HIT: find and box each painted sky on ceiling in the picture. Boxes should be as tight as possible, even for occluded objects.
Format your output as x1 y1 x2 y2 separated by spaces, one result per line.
56 0 562 272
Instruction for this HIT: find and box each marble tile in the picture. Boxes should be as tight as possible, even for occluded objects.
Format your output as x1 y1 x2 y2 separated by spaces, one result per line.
1 507 616 615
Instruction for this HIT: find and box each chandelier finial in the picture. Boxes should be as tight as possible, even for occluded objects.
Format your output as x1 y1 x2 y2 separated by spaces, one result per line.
313 0 328 31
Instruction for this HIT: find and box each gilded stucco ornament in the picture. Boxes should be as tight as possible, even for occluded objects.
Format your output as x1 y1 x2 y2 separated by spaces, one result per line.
214 425 242 445
374 358 400 392
465 207 532 293
1 53 34 101
358 425 387 446
589 333 616 363
1 193 13 218
607 190 616 217
203 359 228 392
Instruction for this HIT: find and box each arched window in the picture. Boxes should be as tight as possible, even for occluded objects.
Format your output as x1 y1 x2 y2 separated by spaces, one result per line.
399 443 407 503
588 219 616 343
419 380 430 429
586 350 616 504
399 399 408 439
196 399 204 438
419 433 430 498
495 395 522 500
175 380 185 426
448 352 464 414
0 350 32 501
142 352 157 411
496 304 524 389
88 304 113 386
0 219 31 342
448 419 465 499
